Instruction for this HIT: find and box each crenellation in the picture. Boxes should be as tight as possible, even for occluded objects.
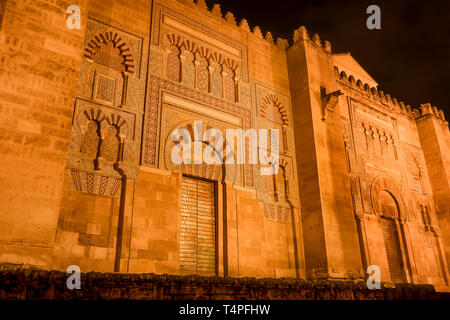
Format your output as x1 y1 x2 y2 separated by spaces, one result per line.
178 1 288 51
406 105 413 114
238 18 250 32
392 97 399 108
399 101 406 112
337 66 447 121
412 108 420 118
432 106 439 118
439 109 446 121
418 103 448 124
334 65 431 119
293 26 309 42
265 31 274 45
224 12 236 25
323 40 332 53
291 26 333 53
252 26 263 39
311 33 321 47
195 0 208 11
276 38 289 50
211 4 222 17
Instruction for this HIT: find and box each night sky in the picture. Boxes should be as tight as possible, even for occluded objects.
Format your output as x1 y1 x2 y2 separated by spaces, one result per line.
206 0 450 118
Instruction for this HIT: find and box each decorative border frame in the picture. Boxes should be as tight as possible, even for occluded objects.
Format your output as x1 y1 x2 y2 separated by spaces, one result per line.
142 75 254 186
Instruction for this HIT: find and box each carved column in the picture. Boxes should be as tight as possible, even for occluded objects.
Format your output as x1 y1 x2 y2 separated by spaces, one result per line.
195 54 209 92
167 44 181 82
180 49 195 88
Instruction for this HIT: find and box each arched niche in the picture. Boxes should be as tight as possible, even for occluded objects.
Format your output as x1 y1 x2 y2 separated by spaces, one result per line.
370 176 409 221
84 32 135 75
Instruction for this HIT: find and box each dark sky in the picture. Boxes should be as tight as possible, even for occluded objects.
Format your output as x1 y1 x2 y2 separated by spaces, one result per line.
206 0 450 119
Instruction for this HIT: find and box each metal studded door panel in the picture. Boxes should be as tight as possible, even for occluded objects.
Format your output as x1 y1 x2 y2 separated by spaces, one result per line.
180 176 216 274
380 217 404 283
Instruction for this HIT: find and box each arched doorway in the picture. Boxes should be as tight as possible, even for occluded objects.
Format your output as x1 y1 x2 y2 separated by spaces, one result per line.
370 176 412 283
378 190 405 283
163 120 238 277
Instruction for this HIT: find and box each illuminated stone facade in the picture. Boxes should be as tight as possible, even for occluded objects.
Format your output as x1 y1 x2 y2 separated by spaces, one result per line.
0 0 449 292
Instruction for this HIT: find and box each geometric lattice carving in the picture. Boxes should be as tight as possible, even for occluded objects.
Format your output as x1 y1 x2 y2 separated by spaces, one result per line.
86 173 94 193
196 55 209 92
84 32 135 74
94 73 116 104
167 45 181 82
70 170 122 197
263 203 290 222
166 34 182 82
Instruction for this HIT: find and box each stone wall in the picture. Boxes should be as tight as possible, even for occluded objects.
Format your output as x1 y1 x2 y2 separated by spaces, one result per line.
0 267 447 300
0 0 88 268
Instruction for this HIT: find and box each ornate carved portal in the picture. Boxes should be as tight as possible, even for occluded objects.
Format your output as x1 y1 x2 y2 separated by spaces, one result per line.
143 76 253 187
378 191 406 283
357 176 414 283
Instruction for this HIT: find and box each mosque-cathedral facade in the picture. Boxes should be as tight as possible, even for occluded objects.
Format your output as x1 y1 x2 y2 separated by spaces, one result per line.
0 0 449 292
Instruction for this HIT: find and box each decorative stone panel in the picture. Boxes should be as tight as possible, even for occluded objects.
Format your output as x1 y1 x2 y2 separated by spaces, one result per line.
67 99 139 179
84 18 143 78
142 76 253 187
